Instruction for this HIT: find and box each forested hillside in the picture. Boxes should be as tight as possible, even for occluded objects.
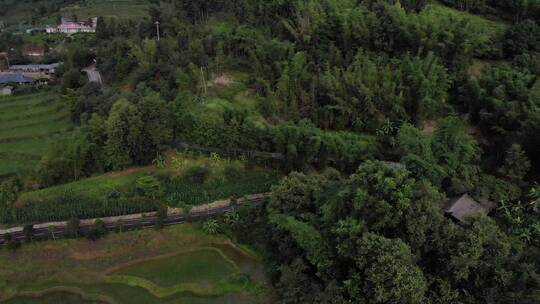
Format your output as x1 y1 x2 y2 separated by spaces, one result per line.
1 0 540 303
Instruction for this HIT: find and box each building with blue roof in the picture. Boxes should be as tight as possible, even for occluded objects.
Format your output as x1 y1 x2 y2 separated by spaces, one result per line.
0 73 34 84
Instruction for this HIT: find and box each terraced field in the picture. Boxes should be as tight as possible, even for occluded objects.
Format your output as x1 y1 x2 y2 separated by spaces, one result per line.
0 93 72 176
1 224 269 304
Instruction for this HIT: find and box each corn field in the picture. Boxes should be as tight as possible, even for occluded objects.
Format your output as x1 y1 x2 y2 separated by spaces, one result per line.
165 172 278 206
0 194 158 224
0 171 279 224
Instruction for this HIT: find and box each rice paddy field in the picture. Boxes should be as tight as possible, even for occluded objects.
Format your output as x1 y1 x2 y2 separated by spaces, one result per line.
0 224 271 304
0 93 72 177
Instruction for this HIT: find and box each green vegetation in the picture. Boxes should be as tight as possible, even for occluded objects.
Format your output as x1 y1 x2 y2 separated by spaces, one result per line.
164 171 276 207
0 224 267 304
533 78 540 98
59 0 151 20
238 161 540 303
19 171 143 202
439 0 540 23
1 0 540 303
5 291 99 304
422 4 508 37
0 93 72 176
2 152 278 223
0 0 59 27
0 0 150 29
113 249 237 286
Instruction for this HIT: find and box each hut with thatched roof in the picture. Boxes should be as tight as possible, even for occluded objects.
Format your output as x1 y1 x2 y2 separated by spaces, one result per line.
444 194 494 222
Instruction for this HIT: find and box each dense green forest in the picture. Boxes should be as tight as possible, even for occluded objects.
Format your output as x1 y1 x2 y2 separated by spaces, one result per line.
1 0 540 303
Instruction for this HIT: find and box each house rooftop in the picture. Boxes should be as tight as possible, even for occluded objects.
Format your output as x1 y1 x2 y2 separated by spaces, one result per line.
9 63 61 70
444 194 494 222
0 73 34 84
23 45 45 55
382 161 407 170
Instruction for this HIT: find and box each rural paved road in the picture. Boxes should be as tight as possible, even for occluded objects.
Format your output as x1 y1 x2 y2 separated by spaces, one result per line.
0 195 267 245
82 65 102 84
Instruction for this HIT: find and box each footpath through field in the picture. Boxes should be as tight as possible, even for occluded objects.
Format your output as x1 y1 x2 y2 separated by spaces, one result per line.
0 193 270 245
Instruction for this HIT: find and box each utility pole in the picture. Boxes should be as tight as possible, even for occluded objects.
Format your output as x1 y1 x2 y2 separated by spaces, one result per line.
154 21 160 41
1 53 10 70
200 67 207 96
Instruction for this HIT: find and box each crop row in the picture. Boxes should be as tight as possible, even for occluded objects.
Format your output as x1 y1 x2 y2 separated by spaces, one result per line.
0 195 159 224
164 173 278 206
0 172 279 224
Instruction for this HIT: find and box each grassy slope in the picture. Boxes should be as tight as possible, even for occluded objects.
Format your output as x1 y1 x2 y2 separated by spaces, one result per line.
15 151 278 220
19 171 145 202
9 73 278 223
0 224 267 304
0 0 57 27
440 4 539 93
421 4 509 46
194 71 268 128
0 93 72 175
59 0 151 19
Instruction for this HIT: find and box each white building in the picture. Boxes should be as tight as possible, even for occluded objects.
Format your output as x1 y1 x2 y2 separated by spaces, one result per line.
46 17 98 34
1 85 14 96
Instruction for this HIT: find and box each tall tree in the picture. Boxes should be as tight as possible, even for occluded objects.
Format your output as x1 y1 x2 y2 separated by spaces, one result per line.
343 233 427 304
498 144 531 183
105 99 142 170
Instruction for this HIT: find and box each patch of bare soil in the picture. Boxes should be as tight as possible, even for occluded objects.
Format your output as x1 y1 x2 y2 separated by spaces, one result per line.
421 120 437 134
68 232 151 261
69 246 118 261
17 246 65 264
104 166 153 178
208 73 236 88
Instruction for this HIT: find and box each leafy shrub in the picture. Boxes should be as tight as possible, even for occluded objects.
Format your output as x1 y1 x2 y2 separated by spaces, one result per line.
163 171 278 207
87 219 108 241
183 165 210 184
224 162 244 180
136 175 164 199
95 219 108 235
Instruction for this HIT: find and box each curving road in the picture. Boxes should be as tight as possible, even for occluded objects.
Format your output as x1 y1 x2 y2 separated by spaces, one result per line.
82 65 102 84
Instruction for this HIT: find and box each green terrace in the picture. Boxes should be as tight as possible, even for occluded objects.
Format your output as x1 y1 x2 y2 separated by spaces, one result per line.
0 93 72 176
4 151 279 224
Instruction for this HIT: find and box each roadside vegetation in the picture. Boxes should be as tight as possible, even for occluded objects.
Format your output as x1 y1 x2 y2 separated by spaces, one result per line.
1 151 278 224
1 0 540 303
